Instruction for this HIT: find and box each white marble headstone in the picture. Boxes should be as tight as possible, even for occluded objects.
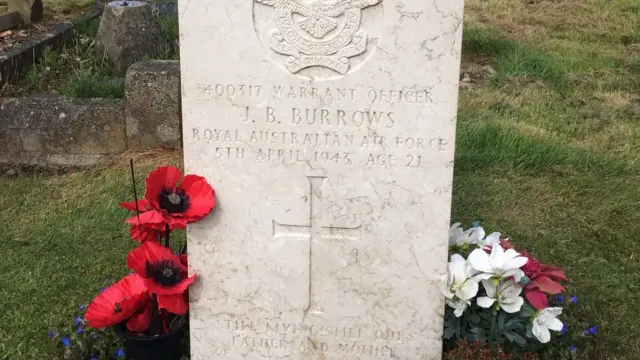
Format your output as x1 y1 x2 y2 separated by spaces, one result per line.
179 0 464 358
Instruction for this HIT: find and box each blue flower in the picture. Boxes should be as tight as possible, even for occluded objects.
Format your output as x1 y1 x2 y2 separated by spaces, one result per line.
91 334 99 340
100 287 107 293
75 316 83 325
90 357 98 360
79 305 86 310
589 326 598 335
560 324 568 335
61 337 71 347
569 344 577 353
570 296 578 304
47 330 55 339
77 327 84 335
115 348 125 358
557 294 564 303
583 329 590 336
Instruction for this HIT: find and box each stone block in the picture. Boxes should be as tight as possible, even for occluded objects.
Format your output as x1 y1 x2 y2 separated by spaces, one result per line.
96 1 162 73
0 97 127 166
125 60 181 149
0 11 22 32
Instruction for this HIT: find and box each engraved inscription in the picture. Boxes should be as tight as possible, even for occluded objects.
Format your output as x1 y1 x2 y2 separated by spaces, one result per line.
272 176 361 313
207 315 426 358
254 0 382 74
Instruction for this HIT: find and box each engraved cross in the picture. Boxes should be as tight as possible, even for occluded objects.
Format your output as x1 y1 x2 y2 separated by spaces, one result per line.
272 176 361 314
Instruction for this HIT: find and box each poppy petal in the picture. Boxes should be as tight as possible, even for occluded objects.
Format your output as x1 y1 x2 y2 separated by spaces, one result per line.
178 254 188 267
525 289 549 310
178 175 215 221
157 293 189 315
126 302 152 333
126 241 177 277
85 274 148 329
119 200 151 212
145 166 183 208
125 211 167 228
130 225 161 243
165 214 188 230
145 273 195 296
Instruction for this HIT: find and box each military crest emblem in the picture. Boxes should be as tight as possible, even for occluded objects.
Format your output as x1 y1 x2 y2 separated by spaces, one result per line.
254 0 382 75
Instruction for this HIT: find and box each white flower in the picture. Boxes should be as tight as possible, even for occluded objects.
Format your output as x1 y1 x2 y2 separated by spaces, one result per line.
482 232 503 248
467 226 487 244
468 226 505 249
441 254 480 300
477 279 524 313
448 223 474 247
446 297 471 317
468 243 527 281
532 307 564 343
441 254 481 317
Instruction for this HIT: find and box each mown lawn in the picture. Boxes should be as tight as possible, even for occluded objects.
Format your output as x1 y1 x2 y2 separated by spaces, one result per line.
0 0 639 359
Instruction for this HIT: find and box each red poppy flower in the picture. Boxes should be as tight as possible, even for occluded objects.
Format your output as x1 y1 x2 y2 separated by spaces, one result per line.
521 251 567 309
144 166 215 226
126 241 196 315
125 212 167 243
85 274 149 329
126 298 153 333
119 166 214 231
129 224 162 243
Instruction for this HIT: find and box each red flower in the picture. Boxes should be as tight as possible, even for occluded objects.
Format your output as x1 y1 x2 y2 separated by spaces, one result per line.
126 299 153 333
85 274 149 329
126 241 196 315
120 166 215 231
521 251 567 309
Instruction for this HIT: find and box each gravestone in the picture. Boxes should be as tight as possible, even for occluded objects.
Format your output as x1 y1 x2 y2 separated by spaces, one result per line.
179 0 465 359
96 1 162 73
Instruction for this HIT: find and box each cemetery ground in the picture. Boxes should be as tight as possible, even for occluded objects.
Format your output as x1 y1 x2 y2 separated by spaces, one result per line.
0 0 638 359
0 7 179 98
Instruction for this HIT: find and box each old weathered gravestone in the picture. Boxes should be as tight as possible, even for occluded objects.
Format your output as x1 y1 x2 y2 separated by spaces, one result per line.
95 1 162 73
179 0 465 359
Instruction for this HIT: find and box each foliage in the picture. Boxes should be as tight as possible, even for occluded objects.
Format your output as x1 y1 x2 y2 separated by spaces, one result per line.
444 339 540 360
44 290 126 360
1 13 180 98
444 301 535 347
442 223 599 358
83 165 214 340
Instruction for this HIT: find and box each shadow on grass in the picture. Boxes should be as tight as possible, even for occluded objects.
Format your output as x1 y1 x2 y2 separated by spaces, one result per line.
462 25 570 94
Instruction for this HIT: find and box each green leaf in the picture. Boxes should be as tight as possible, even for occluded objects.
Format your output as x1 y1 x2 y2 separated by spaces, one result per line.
526 324 535 339
519 303 537 318
444 325 456 340
504 331 527 346
505 316 527 329
498 311 506 330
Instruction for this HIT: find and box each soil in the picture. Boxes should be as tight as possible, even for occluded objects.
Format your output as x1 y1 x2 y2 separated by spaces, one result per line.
0 11 83 53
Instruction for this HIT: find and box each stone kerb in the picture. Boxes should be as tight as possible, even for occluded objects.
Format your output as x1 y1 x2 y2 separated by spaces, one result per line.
0 97 127 166
0 60 182 168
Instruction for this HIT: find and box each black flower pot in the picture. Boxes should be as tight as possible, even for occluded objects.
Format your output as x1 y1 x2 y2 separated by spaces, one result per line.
117 319 186 360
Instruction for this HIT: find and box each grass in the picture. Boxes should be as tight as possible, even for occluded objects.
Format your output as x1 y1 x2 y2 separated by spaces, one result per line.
0 0 639 359
43 0 96 14
0 14 180 98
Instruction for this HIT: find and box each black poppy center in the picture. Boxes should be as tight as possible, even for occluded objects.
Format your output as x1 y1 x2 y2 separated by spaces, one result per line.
159 188 190 213
113 302 122 314
147 260 183 287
